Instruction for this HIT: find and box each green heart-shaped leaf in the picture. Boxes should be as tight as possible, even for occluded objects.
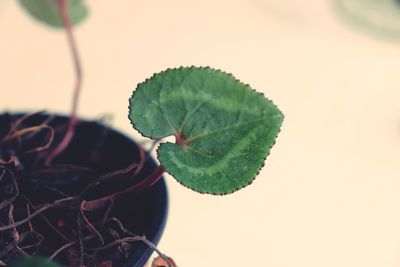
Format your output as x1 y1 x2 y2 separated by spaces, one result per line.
11 257 60 267
129 67 284 194
19 0 88 28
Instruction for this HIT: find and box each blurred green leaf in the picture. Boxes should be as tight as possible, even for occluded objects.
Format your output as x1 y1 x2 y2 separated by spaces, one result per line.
335 0 400 41
11 257 60 267
19 0 88 28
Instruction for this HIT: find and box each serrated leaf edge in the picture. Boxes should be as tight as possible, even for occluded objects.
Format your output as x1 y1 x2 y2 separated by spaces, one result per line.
128 66 284 195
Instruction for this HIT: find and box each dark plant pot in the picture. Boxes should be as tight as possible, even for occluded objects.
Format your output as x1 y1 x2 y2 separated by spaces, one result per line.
0 113 168 267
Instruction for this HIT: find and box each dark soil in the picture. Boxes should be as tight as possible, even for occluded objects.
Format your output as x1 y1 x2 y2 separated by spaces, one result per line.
0 112 167 267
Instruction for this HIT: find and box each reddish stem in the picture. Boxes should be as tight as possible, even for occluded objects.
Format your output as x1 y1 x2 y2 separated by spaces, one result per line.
45 0 83 166
175 131 188 147
83 132 192 210
83 165 164 211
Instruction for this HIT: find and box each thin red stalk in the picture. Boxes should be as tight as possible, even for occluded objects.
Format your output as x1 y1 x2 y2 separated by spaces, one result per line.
83 165 164 211
83 136 189 210
46 0 83 166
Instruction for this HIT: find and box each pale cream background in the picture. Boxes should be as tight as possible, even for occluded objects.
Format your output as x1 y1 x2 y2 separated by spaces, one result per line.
1 0 400 266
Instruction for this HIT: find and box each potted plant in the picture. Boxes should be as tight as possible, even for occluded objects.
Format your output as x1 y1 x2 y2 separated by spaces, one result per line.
1 1 284 266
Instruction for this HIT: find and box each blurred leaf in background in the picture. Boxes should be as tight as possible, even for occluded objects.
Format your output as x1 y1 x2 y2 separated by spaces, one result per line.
334 0 400 41
19 0 88 28
11 257 60 267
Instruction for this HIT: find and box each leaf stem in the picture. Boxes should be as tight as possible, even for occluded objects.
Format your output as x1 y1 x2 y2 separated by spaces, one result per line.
46 0 83 166
83 165 165 211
